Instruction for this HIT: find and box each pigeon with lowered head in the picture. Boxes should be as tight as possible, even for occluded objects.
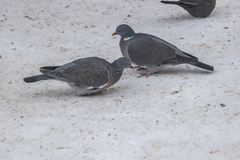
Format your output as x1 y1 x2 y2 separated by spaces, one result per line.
24 57 131 95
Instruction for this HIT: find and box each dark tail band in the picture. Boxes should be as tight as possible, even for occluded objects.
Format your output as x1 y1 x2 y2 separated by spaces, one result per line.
190 61 214 71
161 1 180 5
23 75 51 83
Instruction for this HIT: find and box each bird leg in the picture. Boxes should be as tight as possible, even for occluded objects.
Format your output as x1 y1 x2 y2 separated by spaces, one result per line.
137 72 151 78
133 66 147 71
137 68 146 71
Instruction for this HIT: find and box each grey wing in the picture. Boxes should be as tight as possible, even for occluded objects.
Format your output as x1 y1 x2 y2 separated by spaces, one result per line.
72 58 111 89
127 34 188 66
148 36 198 65
40 58 110 89
148 35 191 58
74 65 110 89
40 62 77 82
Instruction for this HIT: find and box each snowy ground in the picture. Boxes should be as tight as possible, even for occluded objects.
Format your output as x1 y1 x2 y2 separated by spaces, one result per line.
1 0 240 159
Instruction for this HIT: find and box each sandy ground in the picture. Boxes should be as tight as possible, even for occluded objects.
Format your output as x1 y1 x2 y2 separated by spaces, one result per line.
1 0 240 159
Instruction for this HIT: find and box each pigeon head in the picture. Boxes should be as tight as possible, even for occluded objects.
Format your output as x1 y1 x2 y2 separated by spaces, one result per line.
112 24 135 39
111 57 132 70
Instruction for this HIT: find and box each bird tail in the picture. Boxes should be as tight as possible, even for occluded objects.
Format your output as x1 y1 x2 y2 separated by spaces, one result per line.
40 66 59 71
161 1 199 7
161 1 180 5
23 75 52 83
189 61 214 71
39 66 60 75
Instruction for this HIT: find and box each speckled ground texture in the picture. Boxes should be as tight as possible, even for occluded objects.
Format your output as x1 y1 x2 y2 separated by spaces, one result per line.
1 0 240 159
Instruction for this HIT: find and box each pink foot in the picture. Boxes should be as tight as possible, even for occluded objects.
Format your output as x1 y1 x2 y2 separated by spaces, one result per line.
133 66 146 71
137 68 146 71
137 72 151 78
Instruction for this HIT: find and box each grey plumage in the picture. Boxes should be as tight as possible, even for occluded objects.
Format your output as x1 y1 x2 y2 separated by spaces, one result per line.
24 57 131 95
112 24 214 77
161 0 216 18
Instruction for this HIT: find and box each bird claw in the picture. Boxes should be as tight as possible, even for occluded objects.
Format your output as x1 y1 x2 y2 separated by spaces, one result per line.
137 73 151 78
133 66 146 71
137 68 146 71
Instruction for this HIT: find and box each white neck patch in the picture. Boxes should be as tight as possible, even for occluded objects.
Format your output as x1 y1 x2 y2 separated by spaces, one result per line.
123 36 134 41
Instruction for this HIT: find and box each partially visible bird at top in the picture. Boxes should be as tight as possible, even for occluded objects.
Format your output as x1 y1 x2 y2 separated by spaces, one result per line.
161 0 216 18
112 24 214 77
23 57 131 95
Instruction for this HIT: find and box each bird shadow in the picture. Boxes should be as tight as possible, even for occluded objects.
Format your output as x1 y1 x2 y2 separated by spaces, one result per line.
29 88 76 98
26 85 126 99
135 67 215 76
160 14 196 22
212 6 232 19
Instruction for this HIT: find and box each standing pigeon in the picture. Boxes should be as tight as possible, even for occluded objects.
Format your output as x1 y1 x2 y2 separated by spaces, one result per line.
112 24 214 77
161 0 216 18
23 57 131 95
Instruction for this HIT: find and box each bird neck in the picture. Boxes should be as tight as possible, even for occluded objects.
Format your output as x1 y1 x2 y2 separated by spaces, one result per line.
113 69 123 82
110 62 124 82
122 32 135 41
123 36 134 41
